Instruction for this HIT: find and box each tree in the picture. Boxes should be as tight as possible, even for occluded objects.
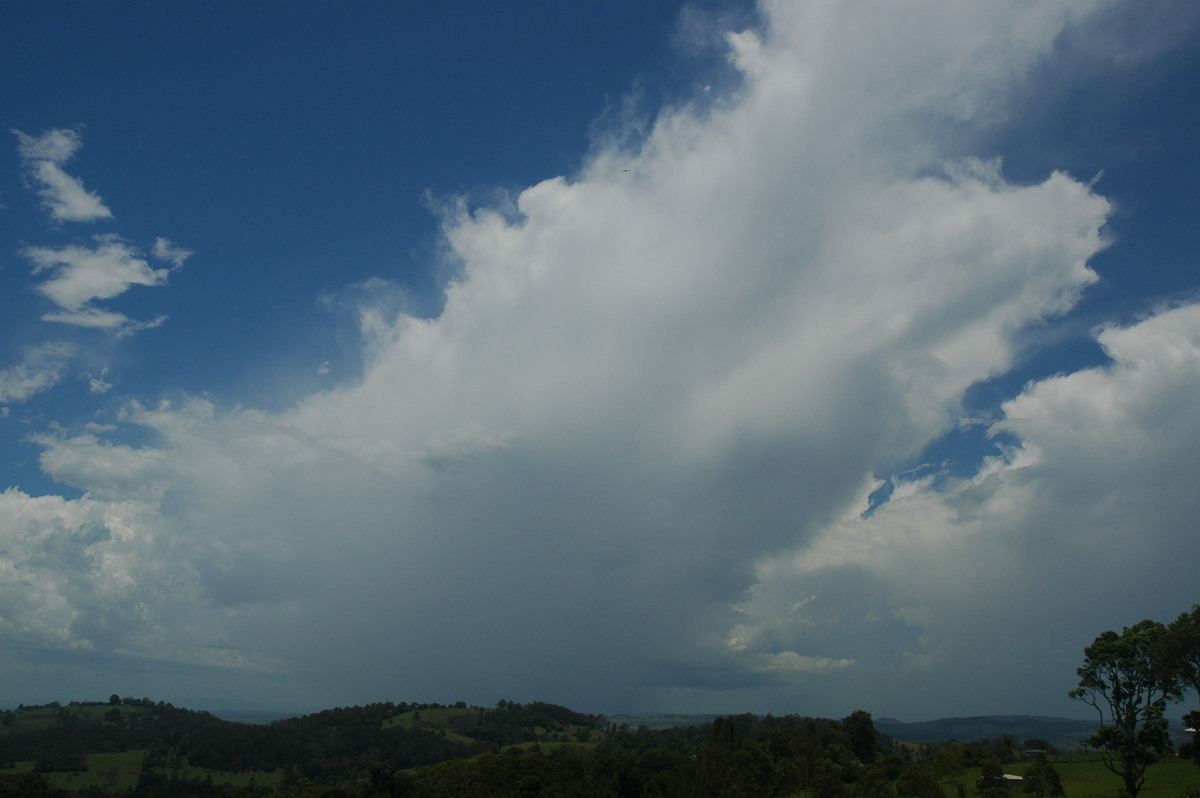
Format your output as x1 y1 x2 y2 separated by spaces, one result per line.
1160 607 1200 706
976 759 1010 798
897 763 942 798
931 742 966 780
843 709 879 764
1160 605 1200 767
1022 754 1064 798
990 734 1020 764
859 765 897 798
1069 619 1181 798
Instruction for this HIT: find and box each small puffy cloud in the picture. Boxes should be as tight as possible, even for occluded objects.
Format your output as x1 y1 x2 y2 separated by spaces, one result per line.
23 235 173 332
13 128 113 222
0 342 75 403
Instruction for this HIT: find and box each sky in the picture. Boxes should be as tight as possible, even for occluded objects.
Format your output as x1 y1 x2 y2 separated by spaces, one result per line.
2 0 1200 722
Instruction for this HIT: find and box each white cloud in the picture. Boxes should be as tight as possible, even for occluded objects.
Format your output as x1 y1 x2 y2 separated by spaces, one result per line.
11 131 189 334
737 303 1200 715
753 651 856 674
13 128 113 222
88 370 114 395
23 235 173 332
152 237 193 270
0 489 170 649
26 235 169 310
0 342 75 403
4 0 1194 716
31 433 174 502
41 309 168 336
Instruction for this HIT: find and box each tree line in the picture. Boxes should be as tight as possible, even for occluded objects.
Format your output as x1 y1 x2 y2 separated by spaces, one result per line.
1 704 903 797
4 704 1063 798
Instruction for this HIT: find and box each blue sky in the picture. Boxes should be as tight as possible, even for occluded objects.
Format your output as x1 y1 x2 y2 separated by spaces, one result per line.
2 0 1200 721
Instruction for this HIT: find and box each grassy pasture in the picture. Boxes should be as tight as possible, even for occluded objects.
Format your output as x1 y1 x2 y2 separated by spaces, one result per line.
0 750 145 792
383 707 480 744
173 764 284 790
385 706 479 726
46 751 144 792
949 757 1200 798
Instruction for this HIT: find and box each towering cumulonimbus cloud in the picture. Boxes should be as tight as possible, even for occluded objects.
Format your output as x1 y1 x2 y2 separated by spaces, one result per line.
4 0 1199 717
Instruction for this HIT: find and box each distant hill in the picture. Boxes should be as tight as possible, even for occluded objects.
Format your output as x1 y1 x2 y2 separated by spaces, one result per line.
170 697 306 724
874 714 1099 751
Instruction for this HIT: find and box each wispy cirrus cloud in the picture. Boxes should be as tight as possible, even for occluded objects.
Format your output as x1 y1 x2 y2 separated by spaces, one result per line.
0 342 75 404
152 237 194 269
13 128 113 223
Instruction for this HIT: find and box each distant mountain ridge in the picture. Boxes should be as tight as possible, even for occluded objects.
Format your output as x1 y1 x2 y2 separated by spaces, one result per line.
874 714 1099 751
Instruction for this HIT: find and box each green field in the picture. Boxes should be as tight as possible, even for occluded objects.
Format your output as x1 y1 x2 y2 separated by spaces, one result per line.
382 706 481 744
383 705 597 745
951 757 1200 798
0 751 144 792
